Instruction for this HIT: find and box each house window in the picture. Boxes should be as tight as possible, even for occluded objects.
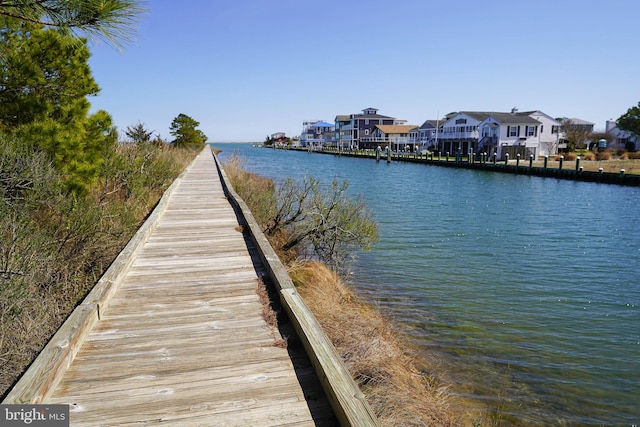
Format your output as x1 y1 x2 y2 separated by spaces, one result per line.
552 125 559 134
509 126 518 137
456 118 467 125
365 119 369 125
527 126 536 136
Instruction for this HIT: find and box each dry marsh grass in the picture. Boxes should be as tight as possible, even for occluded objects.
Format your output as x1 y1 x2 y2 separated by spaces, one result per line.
289 261 466 426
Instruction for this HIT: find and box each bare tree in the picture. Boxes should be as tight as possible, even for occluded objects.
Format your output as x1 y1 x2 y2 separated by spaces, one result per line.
268 177 378 270
560 119 593 152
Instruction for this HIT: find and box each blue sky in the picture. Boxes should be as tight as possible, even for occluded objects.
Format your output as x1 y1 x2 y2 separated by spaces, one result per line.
87 0 640 142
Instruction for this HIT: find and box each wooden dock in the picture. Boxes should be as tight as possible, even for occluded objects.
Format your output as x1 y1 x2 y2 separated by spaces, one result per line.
5 149 338 425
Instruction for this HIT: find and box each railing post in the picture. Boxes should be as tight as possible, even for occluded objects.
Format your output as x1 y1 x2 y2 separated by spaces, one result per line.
446 152 449 162
559 155 564 171
505 153 509 166
529 154 534 170
516 153 520 168
575 156 581 172
544 155 548 175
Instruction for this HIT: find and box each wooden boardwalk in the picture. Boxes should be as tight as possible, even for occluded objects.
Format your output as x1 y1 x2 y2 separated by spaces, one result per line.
43 149 336 425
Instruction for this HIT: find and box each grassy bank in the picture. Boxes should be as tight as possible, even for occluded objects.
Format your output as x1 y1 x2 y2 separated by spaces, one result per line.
221 152 483 426
290 261 467 426
0 139 197 398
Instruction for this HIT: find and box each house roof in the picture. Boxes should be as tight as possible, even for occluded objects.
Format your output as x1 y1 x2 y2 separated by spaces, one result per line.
335 115 350 121
352 113 395 120
563 117 595 126
460 111 495 122
374 125 419 134
519 110 562 124
446 111 542 125
486 112 541 125
419 120 438 129
311 121 334 127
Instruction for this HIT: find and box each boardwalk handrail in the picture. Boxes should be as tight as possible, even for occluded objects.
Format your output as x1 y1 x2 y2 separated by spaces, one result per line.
2 156 196 405
212 147 379 427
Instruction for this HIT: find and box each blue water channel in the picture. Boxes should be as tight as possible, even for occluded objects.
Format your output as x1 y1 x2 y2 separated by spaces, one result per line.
215 144 640 426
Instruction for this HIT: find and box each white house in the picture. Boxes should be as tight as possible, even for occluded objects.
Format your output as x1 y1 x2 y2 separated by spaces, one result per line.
437 112 486 155
521 110 563 157
433 108 565 159
478 112 542 160
605 120 639 151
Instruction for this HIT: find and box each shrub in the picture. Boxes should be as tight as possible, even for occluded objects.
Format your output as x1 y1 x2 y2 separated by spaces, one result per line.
596 151 611 161
0 137 195 398
562 152 577 161
628 151 640 159
223 153 378 271
582 152 595 161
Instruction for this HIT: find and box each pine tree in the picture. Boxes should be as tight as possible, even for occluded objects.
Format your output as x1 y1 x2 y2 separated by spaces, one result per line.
0 0 146 50
0 18 117 194
169 114 208 149
125 121 154 144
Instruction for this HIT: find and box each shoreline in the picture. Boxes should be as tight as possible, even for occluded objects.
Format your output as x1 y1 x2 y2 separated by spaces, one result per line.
218 147 487 425
279 146 640 186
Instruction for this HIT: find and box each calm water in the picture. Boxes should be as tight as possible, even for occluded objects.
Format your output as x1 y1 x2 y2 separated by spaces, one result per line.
215 144 640 426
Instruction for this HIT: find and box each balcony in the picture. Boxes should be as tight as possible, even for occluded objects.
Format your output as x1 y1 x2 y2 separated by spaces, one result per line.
437 130 480 140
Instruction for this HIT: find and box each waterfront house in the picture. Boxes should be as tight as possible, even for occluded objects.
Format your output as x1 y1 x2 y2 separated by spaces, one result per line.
605 119 639 151
521 110 563 157
433 108 565 159
412 119 439 148
300 120 335 147
437 112 488 155
369 124 420 151
335 107 397 150
477 111 542 160
334 115 351 150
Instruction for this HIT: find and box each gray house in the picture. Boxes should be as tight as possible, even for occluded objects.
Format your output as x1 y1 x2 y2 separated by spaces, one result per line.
335 107 397 150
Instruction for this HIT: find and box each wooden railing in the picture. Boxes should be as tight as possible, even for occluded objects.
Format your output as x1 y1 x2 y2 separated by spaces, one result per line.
212 147 379 427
